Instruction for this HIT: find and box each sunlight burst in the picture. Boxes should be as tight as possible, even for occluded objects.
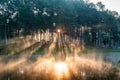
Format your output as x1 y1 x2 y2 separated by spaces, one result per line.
53 61 69 79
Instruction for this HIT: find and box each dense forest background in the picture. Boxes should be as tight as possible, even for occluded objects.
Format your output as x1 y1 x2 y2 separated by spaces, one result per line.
0 0 120 47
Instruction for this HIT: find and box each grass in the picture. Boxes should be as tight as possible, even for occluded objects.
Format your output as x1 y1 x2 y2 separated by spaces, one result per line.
93 48 120 53
0 38 37 55
34 45 120 55
33 42 50 55
84 47 120 54
34 46 44 55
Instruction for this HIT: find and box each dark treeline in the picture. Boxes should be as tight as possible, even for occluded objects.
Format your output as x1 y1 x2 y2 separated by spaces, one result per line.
0 0 120 47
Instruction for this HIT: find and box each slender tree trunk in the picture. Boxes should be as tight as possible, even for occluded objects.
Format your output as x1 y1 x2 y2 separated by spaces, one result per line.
4 24 7 44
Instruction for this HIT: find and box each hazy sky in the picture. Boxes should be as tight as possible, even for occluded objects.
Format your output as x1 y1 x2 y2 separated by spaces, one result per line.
90 0 120 14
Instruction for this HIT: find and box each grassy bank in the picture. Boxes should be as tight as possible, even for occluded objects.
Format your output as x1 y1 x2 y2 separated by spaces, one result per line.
0 37 37 55
84 47 120 53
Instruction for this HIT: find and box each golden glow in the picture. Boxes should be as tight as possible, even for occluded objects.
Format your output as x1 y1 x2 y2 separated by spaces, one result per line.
0 30 117 80
57 29 61 33
53 61 69 79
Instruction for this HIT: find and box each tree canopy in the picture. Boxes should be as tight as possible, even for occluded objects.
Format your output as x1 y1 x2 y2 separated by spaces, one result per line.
0 0 120 38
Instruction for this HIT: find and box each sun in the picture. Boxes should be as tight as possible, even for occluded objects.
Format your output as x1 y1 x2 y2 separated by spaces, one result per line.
53 61 69 79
